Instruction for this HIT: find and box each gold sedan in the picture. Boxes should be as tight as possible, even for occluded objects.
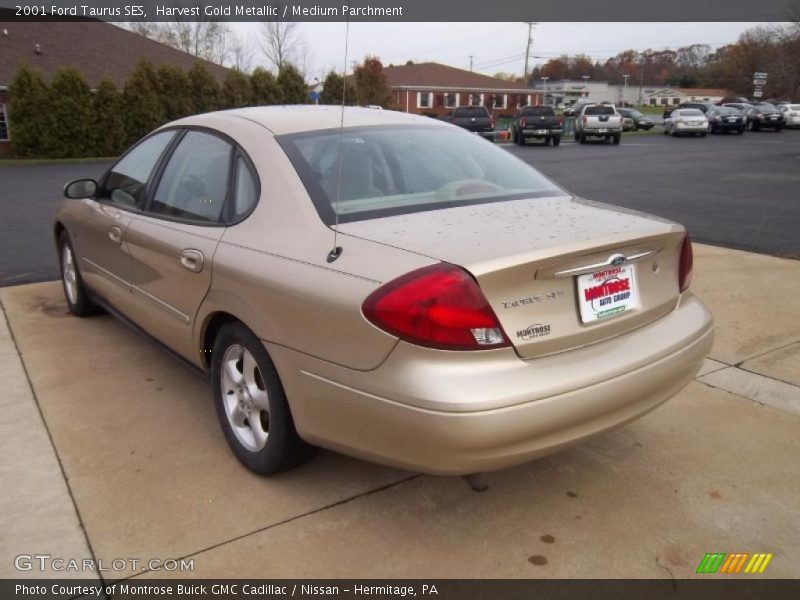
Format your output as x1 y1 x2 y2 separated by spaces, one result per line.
54 106 713 476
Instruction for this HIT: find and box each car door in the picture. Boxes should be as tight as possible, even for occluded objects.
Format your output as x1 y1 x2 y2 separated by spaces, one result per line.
71 130 177 314
124 129 236 360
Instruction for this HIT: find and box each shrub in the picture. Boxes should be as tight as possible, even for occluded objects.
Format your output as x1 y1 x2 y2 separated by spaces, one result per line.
278 63 308 104
47 67 94 158
250 67 283 105
123 60 166 145
187 62 222 114
320 70 356 105
222 69 252 109
8 63 51 157
157 64 193 121
92 77 126 157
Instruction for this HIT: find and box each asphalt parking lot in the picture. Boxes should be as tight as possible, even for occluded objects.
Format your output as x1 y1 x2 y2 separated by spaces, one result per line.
0 129 799 287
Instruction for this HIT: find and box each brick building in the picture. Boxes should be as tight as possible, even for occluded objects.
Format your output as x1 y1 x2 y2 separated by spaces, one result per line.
384 62 540 117
0 20 229 157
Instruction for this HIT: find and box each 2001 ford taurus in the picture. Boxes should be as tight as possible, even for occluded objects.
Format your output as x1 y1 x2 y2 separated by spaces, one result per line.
54 106 713 476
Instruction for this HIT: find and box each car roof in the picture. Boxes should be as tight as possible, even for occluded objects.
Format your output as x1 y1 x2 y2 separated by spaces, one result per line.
169 105 448 136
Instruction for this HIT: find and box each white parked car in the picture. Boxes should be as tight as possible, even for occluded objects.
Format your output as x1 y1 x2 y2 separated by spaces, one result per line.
663 109 709 137
777 104 800 128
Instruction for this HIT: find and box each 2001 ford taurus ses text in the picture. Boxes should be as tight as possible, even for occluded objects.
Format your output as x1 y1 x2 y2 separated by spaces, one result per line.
54 106 713 476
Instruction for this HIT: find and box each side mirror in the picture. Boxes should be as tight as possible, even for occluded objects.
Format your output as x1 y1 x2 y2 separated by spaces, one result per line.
64 179 97 199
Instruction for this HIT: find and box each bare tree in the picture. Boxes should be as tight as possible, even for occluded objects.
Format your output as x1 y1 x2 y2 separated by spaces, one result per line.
229 32 253 73
258 22 302 71
160 19 231 65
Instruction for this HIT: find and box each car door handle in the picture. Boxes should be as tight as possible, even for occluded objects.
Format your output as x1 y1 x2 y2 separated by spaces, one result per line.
108 226 122 244
180 249 204 273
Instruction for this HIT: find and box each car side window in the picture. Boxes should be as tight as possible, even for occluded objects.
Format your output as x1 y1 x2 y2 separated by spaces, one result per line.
99 131 176 209
150 131 233 224
233 156 258 220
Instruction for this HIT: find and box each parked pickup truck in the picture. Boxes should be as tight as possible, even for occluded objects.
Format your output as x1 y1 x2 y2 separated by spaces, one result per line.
512 105 561 146
448 106 496 139
575 104 623 144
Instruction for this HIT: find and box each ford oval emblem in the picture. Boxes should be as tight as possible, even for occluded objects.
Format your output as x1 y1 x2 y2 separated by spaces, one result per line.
609 254 626 267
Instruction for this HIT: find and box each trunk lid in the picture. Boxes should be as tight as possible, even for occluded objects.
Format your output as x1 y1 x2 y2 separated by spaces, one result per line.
339 196 686 358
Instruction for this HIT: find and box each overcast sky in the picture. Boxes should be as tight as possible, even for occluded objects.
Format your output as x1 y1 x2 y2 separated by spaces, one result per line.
233 21 772 81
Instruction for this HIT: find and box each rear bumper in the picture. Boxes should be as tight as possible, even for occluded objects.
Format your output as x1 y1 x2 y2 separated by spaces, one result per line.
521 128 561 138
582 128 622 136
269 294 713 475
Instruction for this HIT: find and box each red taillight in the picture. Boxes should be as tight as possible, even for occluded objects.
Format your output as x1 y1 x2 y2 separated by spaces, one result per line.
679 235 693 293
520 118 527 127
362 263 509 350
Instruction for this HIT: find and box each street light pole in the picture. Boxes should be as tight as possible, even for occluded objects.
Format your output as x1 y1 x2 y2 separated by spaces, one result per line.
582 75 590 100
541 76 549 106
523 22 535 86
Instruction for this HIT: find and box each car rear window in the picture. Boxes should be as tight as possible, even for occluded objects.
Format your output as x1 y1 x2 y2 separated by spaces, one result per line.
277 125 563 224
454 107 489 118
584 106 615 116
677 109 704 116
522 106 555 117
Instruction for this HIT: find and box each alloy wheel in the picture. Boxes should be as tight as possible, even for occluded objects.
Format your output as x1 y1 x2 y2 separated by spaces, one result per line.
62 244 78 305
220 344 270 452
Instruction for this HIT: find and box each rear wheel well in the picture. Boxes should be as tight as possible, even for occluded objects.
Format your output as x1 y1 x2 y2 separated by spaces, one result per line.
202 312 240 368
54 222 65 244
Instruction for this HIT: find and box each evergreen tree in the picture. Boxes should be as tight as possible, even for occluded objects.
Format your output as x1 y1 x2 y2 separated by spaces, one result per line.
277 63 308 104
250 67 283 105
157 64 193 121
92 77 125 157
320 70 356 105
123 60 166 145
187 62 222 114
222 69 252 108
8 63 51 157
47 67 94 158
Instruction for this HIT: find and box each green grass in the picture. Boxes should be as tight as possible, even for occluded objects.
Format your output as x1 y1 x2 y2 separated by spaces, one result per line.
0 156 117 166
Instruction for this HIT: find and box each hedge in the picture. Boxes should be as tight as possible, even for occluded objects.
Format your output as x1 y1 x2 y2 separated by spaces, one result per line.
7 60 310 159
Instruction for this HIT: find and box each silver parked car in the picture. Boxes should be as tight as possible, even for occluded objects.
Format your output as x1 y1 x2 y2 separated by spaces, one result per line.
663 109 709 137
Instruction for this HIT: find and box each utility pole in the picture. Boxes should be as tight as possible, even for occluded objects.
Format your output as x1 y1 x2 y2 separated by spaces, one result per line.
638 55 644 106
469 55 474 72
621 74 629 105
523 22 535 86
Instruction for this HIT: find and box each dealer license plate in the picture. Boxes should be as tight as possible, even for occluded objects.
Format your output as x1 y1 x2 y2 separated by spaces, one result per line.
577 264 639 323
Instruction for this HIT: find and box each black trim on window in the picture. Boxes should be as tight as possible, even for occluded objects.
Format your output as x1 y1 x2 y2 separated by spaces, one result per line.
137 125 261 228
96 129 180 214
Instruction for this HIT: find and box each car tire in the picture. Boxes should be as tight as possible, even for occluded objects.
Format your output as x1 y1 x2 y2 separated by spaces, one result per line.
776 126 783 132
211 321 313 475
701 132 707 137
58 231 99 317
520 135 526 146
552 136 561 146
577 133 584 144
544 136 551 145
671 129 678 137
738 128 745 135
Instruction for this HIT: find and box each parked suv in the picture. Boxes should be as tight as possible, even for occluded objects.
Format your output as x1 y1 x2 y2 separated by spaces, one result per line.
574 104 623 144
512 105 561 146
448 106 496 139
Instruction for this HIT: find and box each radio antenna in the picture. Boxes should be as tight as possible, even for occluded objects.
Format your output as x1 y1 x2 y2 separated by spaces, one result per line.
327 17 350 263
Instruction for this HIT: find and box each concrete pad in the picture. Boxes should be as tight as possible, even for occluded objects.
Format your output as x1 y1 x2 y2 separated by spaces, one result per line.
699 367 800 417
0 302 95 580
741 343 800 387
697 358 729 377
692 244 800 365
0 282 410 580
135 383 800 579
